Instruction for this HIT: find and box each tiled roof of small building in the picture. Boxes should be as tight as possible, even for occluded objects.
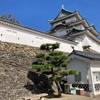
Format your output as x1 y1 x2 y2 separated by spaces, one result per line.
71 50 100 60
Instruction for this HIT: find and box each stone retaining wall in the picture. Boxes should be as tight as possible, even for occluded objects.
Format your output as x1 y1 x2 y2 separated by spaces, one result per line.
0 41 43 100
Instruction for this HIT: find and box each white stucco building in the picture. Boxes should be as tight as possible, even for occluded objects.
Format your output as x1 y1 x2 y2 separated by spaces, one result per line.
0 6 100 95
0 19 77 53
47 7 100 53
67 50 100 95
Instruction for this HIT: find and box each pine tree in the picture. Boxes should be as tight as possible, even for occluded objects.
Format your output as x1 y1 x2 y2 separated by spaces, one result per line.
32 42 78 97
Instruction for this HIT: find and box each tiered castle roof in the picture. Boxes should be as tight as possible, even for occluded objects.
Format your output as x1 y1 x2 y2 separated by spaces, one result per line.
48 6 100 43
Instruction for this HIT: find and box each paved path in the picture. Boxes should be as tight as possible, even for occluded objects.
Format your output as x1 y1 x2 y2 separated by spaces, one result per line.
45 94 100 100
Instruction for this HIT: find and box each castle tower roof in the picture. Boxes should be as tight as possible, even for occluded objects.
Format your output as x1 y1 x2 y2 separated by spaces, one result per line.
48 6 82 25
54 5 73 20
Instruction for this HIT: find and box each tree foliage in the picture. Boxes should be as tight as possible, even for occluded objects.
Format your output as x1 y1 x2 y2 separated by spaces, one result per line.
32 42 78 76
0 13 19 24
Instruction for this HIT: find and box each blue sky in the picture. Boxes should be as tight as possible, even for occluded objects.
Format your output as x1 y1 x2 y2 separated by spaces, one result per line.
0 0 100 32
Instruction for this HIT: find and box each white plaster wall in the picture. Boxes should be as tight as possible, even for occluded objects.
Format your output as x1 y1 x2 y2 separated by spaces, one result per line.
90 62 100 84
90 62 100 95
54 29 67 36
82 35 100 53
67 58 89 84
53 28 73 37
0 23 79 53
53 22 62 27
65 16 77 24
75 40 83 51
75 24 85 30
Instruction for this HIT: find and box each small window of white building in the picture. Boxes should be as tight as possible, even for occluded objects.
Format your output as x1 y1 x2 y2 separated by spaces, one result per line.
93 72 100 82
36 37 39 42
40 38 43 42
7 30 11 32
6 30 17 36
75 72 81 82
62 21 66 24
36 37 43 42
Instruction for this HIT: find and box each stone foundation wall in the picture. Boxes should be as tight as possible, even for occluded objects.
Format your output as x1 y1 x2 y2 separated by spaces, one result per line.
0 41 42 100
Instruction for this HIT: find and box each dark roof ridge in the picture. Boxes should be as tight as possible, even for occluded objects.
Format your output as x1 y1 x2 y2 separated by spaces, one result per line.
61 7 73 14
71 50 100 60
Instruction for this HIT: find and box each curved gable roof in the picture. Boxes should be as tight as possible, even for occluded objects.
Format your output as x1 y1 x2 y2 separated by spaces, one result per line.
54 8 73 20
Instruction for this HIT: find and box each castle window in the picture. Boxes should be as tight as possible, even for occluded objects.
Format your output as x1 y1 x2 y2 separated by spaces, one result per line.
62 21 65 24
66 30 68 33
66 29 71 33
1 34 2 36
66 30 69 33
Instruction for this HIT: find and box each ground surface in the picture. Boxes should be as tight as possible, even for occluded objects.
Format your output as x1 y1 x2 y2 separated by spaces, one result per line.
19 93 100 100
45 94 100 100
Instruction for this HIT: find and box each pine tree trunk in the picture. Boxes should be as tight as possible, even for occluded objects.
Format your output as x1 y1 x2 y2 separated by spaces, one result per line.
51 81 62 97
